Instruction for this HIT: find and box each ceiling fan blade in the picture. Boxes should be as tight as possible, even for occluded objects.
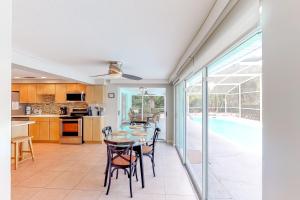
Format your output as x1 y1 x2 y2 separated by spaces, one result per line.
122 73 142 80
89 74 109 77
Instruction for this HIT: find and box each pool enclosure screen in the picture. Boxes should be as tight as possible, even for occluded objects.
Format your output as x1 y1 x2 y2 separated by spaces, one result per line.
175 32 262 200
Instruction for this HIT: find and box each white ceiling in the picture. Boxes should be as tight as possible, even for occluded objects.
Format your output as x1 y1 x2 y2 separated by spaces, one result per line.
12 64 73 81
12 0 215 81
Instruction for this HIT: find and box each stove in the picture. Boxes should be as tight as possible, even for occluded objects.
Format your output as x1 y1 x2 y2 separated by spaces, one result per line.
59 108 88 144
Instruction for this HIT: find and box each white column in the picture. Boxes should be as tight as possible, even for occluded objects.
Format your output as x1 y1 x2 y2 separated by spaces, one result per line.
0 0 12 199
263 0 300 199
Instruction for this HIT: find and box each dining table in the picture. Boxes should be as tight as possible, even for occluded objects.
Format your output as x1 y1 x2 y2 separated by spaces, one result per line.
104 124 154 188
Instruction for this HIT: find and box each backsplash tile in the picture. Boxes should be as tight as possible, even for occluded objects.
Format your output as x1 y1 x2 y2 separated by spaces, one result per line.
29 102 88 114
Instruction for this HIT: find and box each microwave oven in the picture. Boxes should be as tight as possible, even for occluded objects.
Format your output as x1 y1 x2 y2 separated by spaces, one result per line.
66 93 85 101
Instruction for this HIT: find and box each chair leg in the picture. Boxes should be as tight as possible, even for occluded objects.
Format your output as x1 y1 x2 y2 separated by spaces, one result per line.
116 169 119 179
151 156 156 177
19 142 23 161
106 166 112 195
15 142 19 170
104 161 109 187
28 138 35 161
129 167 133 198
135 166 138 182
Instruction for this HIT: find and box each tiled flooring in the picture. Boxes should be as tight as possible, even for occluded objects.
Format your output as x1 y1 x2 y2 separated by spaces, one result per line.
12 143 198 200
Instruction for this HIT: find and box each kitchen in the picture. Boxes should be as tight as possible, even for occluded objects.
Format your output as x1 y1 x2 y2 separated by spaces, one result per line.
11 82 107 168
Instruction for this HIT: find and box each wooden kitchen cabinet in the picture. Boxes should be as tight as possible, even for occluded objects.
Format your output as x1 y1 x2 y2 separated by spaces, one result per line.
12 83 20 92
49 118 60 141
29 121 40 141
92 117 102 141
37 84 55 95
12 84 37 103
66 83 86 93
39 121 50 140
27 84 37 103
83 116 104 143
29 117 59 142
86 85 106 105
19 84 29 103
55 84 67 103
83 117 93 141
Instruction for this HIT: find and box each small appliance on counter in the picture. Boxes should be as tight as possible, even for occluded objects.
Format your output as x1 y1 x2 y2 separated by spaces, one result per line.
59 106 68 115
25 105 32 115
88 104 104 116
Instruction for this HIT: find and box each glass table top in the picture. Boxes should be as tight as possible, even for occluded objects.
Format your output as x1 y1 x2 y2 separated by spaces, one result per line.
105 125 154 146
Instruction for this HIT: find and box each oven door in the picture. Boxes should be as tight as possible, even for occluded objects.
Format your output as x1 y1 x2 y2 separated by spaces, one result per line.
62 120 80 136
60 119 82 144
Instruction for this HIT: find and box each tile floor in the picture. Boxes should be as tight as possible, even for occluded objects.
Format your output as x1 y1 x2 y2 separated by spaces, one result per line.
12 143 198 200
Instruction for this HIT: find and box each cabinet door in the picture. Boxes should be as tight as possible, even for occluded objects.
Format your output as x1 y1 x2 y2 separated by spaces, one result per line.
55 84 67 103
39 121 50 140
94 85 106 104
49 118 60 141
85 85 94 104
37 84 55 95
83 117 93 141
19 84 28 103
66 84 78 93
92 117 102 142
27 84 37 103
29 120 40 141
77 84 86 93
12 84 20 91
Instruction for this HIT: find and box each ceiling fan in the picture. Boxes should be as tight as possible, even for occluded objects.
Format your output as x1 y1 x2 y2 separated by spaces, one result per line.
90 61 142 80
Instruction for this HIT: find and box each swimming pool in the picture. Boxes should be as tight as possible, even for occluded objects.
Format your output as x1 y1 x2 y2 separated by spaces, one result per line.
192 116 262 150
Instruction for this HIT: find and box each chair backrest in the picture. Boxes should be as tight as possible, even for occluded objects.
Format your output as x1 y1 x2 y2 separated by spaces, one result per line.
104 139 135 165
102 126 112 137
151 128 160 150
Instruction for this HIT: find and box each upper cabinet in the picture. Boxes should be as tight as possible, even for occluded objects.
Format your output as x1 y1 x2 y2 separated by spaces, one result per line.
86 85 106 105
37 84 55 95
27 84 37 103
66 83 86 93
11 83 105 104
12 84 37 103
55 84 67 103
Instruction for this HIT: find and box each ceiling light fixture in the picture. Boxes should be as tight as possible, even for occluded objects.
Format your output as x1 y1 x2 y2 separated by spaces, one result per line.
41 76 47 79
14 76 20 79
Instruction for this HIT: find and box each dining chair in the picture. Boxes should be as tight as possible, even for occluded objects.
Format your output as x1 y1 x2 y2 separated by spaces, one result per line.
142 127 160 177
104 139 138 198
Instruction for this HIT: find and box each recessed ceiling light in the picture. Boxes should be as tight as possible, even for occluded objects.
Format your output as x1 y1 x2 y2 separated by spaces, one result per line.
41 76 47 79
14 76 20 79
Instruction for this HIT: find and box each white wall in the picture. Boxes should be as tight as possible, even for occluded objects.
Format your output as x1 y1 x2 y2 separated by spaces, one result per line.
104 83 174 143
0 0 12 199
262 0 300 199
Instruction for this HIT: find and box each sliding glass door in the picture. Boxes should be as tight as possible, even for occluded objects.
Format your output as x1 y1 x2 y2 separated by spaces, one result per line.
174 32 262 200
175 82 185 160
207 33 262 200
185 71 203 193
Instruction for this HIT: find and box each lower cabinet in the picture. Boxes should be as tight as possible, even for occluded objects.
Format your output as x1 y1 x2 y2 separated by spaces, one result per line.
29 117 60 142
83 117 104 143
49 118 60 141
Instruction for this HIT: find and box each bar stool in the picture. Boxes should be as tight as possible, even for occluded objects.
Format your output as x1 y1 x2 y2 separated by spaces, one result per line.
11 136 35 170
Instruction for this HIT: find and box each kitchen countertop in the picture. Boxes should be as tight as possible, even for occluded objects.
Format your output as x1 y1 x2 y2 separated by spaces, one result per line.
12 114 68 118
83 116 104 118
12 121 35 127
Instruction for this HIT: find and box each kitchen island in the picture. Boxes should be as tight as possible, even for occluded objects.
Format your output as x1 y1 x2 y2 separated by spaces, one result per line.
11 121 35 160
12 121 35 138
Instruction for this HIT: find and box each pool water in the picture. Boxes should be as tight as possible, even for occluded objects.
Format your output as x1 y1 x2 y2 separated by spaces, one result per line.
193 116 262 150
